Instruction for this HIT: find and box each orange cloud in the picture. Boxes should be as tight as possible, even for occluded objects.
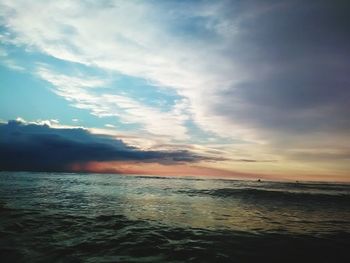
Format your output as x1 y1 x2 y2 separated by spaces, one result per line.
69 161 350 182
70 161 264 180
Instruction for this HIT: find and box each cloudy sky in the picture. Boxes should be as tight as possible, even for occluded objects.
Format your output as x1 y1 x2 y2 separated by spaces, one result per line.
0 0 349 181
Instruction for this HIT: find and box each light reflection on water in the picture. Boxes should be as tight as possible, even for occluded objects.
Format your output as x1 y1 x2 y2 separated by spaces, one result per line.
1 172 349 234
1 172 350 262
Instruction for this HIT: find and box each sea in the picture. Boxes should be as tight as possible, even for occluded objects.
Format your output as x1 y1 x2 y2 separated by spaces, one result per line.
0 172 349 262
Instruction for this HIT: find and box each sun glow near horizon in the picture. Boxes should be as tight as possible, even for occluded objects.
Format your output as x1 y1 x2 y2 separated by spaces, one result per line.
0 0 349 182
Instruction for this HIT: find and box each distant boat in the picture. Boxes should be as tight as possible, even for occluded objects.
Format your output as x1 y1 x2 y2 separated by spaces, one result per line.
257 179 261 182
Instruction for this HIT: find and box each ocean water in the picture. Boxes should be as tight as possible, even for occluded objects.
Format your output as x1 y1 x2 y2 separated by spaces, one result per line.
0 172 349 262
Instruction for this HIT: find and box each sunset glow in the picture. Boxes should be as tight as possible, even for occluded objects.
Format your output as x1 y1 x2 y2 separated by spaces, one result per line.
1 0 349 182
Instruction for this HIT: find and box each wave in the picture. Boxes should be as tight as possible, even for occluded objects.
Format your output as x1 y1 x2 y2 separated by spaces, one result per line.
1 205 350 263
179 187 350 203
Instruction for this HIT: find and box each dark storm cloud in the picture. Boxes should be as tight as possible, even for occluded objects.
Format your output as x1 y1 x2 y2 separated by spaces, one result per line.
0 120 214 172
217 68 350 134
213 0 350 138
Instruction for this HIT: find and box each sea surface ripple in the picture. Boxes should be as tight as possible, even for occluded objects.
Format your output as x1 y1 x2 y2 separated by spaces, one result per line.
0 172 349 262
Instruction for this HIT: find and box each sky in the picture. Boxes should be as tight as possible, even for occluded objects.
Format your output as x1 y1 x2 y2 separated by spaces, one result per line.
0 0 349 182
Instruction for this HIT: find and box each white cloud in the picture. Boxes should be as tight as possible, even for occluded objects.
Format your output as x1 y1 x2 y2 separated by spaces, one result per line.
0 0 252 140
1 0 348 176
0 46 25 71
14 117 77 129
36 66 189 140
